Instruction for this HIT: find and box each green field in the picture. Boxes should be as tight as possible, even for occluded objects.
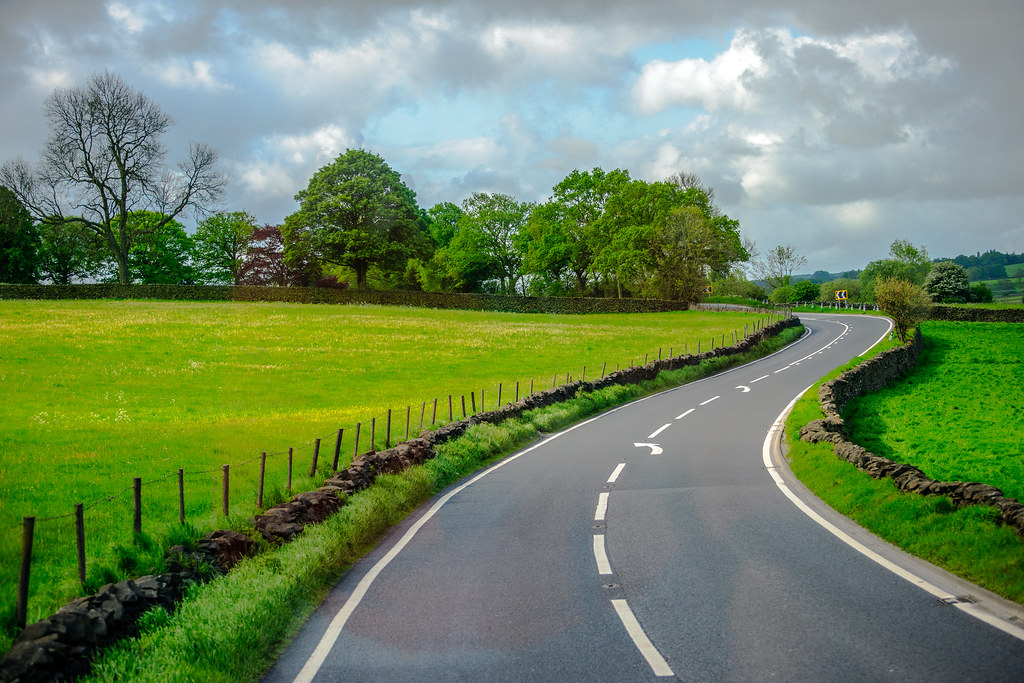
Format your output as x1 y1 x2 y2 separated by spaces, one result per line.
787 321 1024 603
845 321 1024 501
0 299 765 638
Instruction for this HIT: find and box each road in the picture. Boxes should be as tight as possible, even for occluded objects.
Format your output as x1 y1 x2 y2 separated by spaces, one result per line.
265 314 1024 682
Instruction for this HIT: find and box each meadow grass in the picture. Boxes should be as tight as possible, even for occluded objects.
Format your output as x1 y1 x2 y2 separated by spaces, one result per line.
785 321 1024 604
81 326 803 682
0 299 767 648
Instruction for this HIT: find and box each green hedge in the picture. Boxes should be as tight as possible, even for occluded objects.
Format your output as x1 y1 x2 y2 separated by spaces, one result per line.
0 284 693 314
929 305 1024 323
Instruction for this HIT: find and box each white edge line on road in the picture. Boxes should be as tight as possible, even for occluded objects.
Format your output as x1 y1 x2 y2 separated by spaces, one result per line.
594 534 613 575
647 423 672 439
610 599 675 677
675 408 695 420
608 463 626 483
699 395 720 406
750 374 769 383
291 407 628 683
763 386 1024 644
292 318 830 682
595 492 609 521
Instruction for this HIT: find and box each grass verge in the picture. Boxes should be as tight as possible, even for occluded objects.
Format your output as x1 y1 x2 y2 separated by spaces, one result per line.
785 323 1024 604
79 326 803 682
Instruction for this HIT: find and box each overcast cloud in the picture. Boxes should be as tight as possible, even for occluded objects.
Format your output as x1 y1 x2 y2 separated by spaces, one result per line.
2 0 1021 271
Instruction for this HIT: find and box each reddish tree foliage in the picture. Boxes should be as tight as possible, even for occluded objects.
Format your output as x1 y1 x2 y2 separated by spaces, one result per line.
238 225 312 286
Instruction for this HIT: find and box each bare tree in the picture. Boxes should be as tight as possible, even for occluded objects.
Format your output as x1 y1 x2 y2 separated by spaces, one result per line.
0 71 225 284
753 243 807 291
666 171 721 217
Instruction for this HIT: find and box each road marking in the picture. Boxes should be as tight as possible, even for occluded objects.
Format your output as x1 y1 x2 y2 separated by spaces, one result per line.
763 385 1024 644
610 599 675 677
608 463 626 483
647 423 671 439
594 534 613 575
773 367 787 373
290 407 630 683
699 395 720 405
675 408 695 420
633 442 664 455
736 385 751 393
750 374 769 383
595 492 609 521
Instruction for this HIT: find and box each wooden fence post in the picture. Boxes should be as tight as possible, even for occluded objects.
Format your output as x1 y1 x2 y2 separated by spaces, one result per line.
552 373 556 388
333 429 344 471
75 503 86 588
222 465 229 517
353 423 361 459
471 391 477 413
370 419 376 452
530 379 534 395
386 409 392 449
16 516 34 629
133 477 142 535
419 402 426 432
658 347 662 360
432 398 438 425
448 395 453 422
601 362 606 378
515 381 520 403
178 468 185 525
288 448 293 491
582 366 586 381
406 405 412 440
461 395 467 418
497 383 502 408
310 438 321 477
257 452 267 508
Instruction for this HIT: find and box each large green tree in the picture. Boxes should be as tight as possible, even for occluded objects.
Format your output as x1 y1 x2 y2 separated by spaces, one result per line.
524 167 631 296
0 185 40 283
282 149 428 290
0 72 224 284
875 279 931 342
193 211 258 284
37 219 106 284
446 192 534 295
859 239 931 298
126 211 197 284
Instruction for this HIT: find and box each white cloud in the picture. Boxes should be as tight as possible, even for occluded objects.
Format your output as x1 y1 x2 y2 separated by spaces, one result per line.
156 59 230 91
106 1 148 33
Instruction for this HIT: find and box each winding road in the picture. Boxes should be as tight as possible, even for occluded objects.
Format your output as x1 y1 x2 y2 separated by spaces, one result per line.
264 314 1024 681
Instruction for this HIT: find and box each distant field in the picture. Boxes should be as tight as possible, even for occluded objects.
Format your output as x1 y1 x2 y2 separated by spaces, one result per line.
0 299 764 633
845 321 1024 501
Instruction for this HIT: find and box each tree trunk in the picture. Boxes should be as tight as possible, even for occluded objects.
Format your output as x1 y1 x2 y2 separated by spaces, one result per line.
355 262 369 290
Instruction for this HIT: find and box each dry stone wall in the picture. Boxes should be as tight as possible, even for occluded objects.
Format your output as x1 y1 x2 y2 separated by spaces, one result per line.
798 329 1024 536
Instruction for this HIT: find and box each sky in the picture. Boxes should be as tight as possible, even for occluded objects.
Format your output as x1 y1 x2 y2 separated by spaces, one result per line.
1 0 1021 273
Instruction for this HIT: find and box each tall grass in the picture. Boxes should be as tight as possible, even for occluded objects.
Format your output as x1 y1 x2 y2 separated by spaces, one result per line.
0 299 766 648
82 326 803 682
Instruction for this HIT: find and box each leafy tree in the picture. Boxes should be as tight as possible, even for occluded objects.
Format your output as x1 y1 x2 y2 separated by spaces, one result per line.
859 239 931 298
769 285 794 304
753 244 807 291
194 211 258 284
710 271 765 300
644 206 721 301
524 167 631 296
0 72 224 284
37 219 106 284
817 278 864 303
283 149 428 290
125 211 197 284
875 279 931 342
924 260 970 303
791 279 820 302
969 282 994 303
0 185 40 283
446 192 534 295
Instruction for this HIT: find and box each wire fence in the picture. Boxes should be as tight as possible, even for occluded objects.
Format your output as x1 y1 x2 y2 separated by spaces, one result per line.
6 309 792 630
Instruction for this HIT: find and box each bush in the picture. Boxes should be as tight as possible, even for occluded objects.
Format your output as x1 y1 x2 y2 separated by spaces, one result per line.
875 279 932 342
968 282 994 303
791 280 820 302
924 261 970 303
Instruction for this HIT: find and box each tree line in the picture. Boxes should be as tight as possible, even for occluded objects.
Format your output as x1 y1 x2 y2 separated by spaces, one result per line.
0 72 755 302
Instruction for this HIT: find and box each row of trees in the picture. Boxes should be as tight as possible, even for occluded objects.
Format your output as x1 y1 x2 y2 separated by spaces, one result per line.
280 150 750 301
1 72 755 301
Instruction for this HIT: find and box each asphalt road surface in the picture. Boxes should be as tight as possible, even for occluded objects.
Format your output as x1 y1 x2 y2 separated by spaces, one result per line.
265 314 1024 682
